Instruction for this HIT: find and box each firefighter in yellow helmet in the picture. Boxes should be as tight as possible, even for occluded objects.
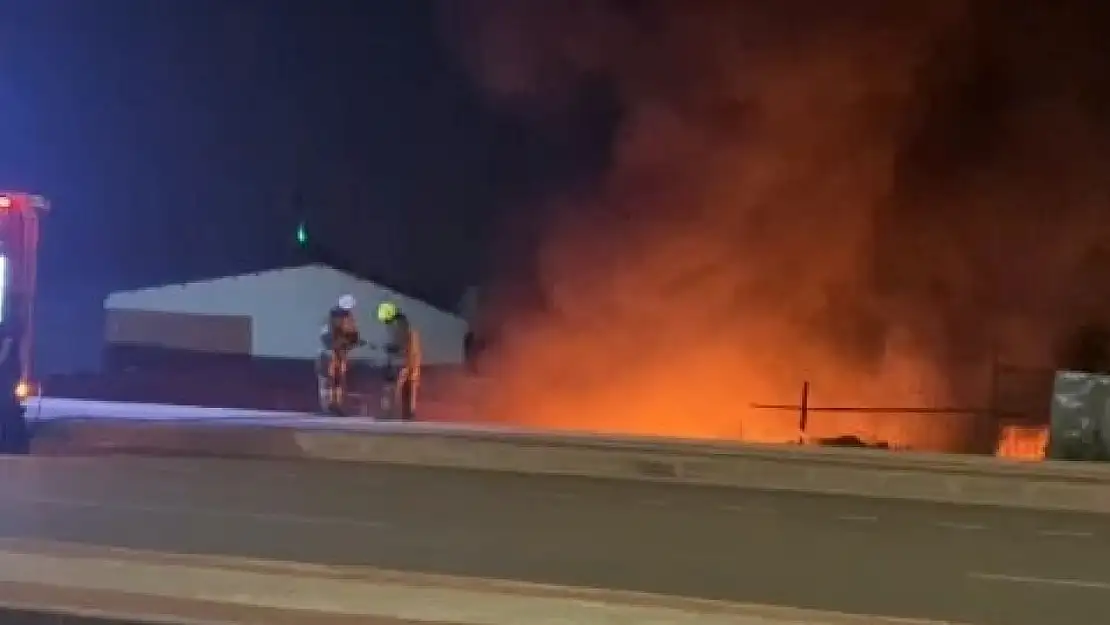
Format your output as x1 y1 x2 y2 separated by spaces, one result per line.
377 300 421 420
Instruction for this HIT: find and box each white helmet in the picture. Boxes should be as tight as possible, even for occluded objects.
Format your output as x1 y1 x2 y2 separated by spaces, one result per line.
337 294 356 311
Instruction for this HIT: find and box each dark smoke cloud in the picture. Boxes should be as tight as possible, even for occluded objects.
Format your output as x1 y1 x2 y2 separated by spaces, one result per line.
442 0 1110 449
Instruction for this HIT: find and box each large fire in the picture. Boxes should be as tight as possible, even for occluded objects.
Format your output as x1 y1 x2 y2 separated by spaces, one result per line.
470 316 973 450
443 1 1110 453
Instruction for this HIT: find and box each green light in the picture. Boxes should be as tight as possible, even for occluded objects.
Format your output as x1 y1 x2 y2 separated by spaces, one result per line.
296 222 307 245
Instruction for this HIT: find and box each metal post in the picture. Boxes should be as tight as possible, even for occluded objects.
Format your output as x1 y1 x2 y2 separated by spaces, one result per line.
985 353 1004 455
798 380 810 443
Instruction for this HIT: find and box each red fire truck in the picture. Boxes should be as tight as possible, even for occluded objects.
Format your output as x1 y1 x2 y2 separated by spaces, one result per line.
0 192 47 401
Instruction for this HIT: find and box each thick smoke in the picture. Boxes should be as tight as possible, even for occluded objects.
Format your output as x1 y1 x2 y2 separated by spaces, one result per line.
443 1 1110 450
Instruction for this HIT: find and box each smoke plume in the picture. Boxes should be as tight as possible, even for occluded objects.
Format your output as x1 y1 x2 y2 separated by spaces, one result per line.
442 0 1110 450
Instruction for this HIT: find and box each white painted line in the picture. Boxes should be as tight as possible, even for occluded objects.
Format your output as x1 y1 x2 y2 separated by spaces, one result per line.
1036 529 1093 538
18 496 390 530
836 515 878 523
969 572 1110 591
934 521 986 531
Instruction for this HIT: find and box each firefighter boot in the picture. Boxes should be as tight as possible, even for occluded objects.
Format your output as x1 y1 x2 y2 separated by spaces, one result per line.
379 382 396 420
317 375 331 413
397 368 418 421
318 376 345 415
330 356 350 416
329 383 347 416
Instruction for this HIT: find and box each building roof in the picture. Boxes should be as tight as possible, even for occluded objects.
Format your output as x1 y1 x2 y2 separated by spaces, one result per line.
106 263 457 316
112 257 458 314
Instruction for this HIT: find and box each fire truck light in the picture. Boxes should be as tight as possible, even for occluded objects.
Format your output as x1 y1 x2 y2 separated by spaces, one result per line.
0 255 7 323
0 196 11 210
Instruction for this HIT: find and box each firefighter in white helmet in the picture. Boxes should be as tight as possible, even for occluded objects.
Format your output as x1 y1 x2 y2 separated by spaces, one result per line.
316 294 364 415
377 300 421 420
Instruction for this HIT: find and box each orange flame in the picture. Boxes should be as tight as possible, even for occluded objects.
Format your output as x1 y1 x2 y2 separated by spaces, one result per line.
995 425 1048 461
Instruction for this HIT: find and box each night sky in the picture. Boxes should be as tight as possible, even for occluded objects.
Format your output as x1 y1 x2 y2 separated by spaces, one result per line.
1 1 608 373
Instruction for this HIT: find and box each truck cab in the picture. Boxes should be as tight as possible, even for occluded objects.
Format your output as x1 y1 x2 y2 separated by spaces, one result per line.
0 192 47 401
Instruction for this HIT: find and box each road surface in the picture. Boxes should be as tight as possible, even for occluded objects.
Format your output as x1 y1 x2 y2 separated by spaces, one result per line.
0 457 1105 625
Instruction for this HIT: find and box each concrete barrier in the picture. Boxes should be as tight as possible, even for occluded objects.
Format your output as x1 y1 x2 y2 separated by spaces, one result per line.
0 609 160 624
0 539 946 624
30 413 1110 514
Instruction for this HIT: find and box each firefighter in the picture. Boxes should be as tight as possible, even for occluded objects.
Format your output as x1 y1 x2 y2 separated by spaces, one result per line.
377 300 421 421
316 294 364 415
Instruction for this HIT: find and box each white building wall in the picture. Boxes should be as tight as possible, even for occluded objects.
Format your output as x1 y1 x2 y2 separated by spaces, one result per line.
104 265 468 365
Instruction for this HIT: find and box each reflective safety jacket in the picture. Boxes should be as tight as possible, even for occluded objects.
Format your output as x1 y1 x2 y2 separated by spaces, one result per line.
384 313 421 373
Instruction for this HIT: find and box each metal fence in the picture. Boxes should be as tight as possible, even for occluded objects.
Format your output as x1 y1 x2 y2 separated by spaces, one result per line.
749 361 1055 454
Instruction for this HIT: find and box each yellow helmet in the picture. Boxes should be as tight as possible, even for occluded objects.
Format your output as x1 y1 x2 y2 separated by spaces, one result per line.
377 301 399 323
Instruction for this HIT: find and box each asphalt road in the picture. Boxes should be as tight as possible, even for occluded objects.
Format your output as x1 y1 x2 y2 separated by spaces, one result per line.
0 457 1105 625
